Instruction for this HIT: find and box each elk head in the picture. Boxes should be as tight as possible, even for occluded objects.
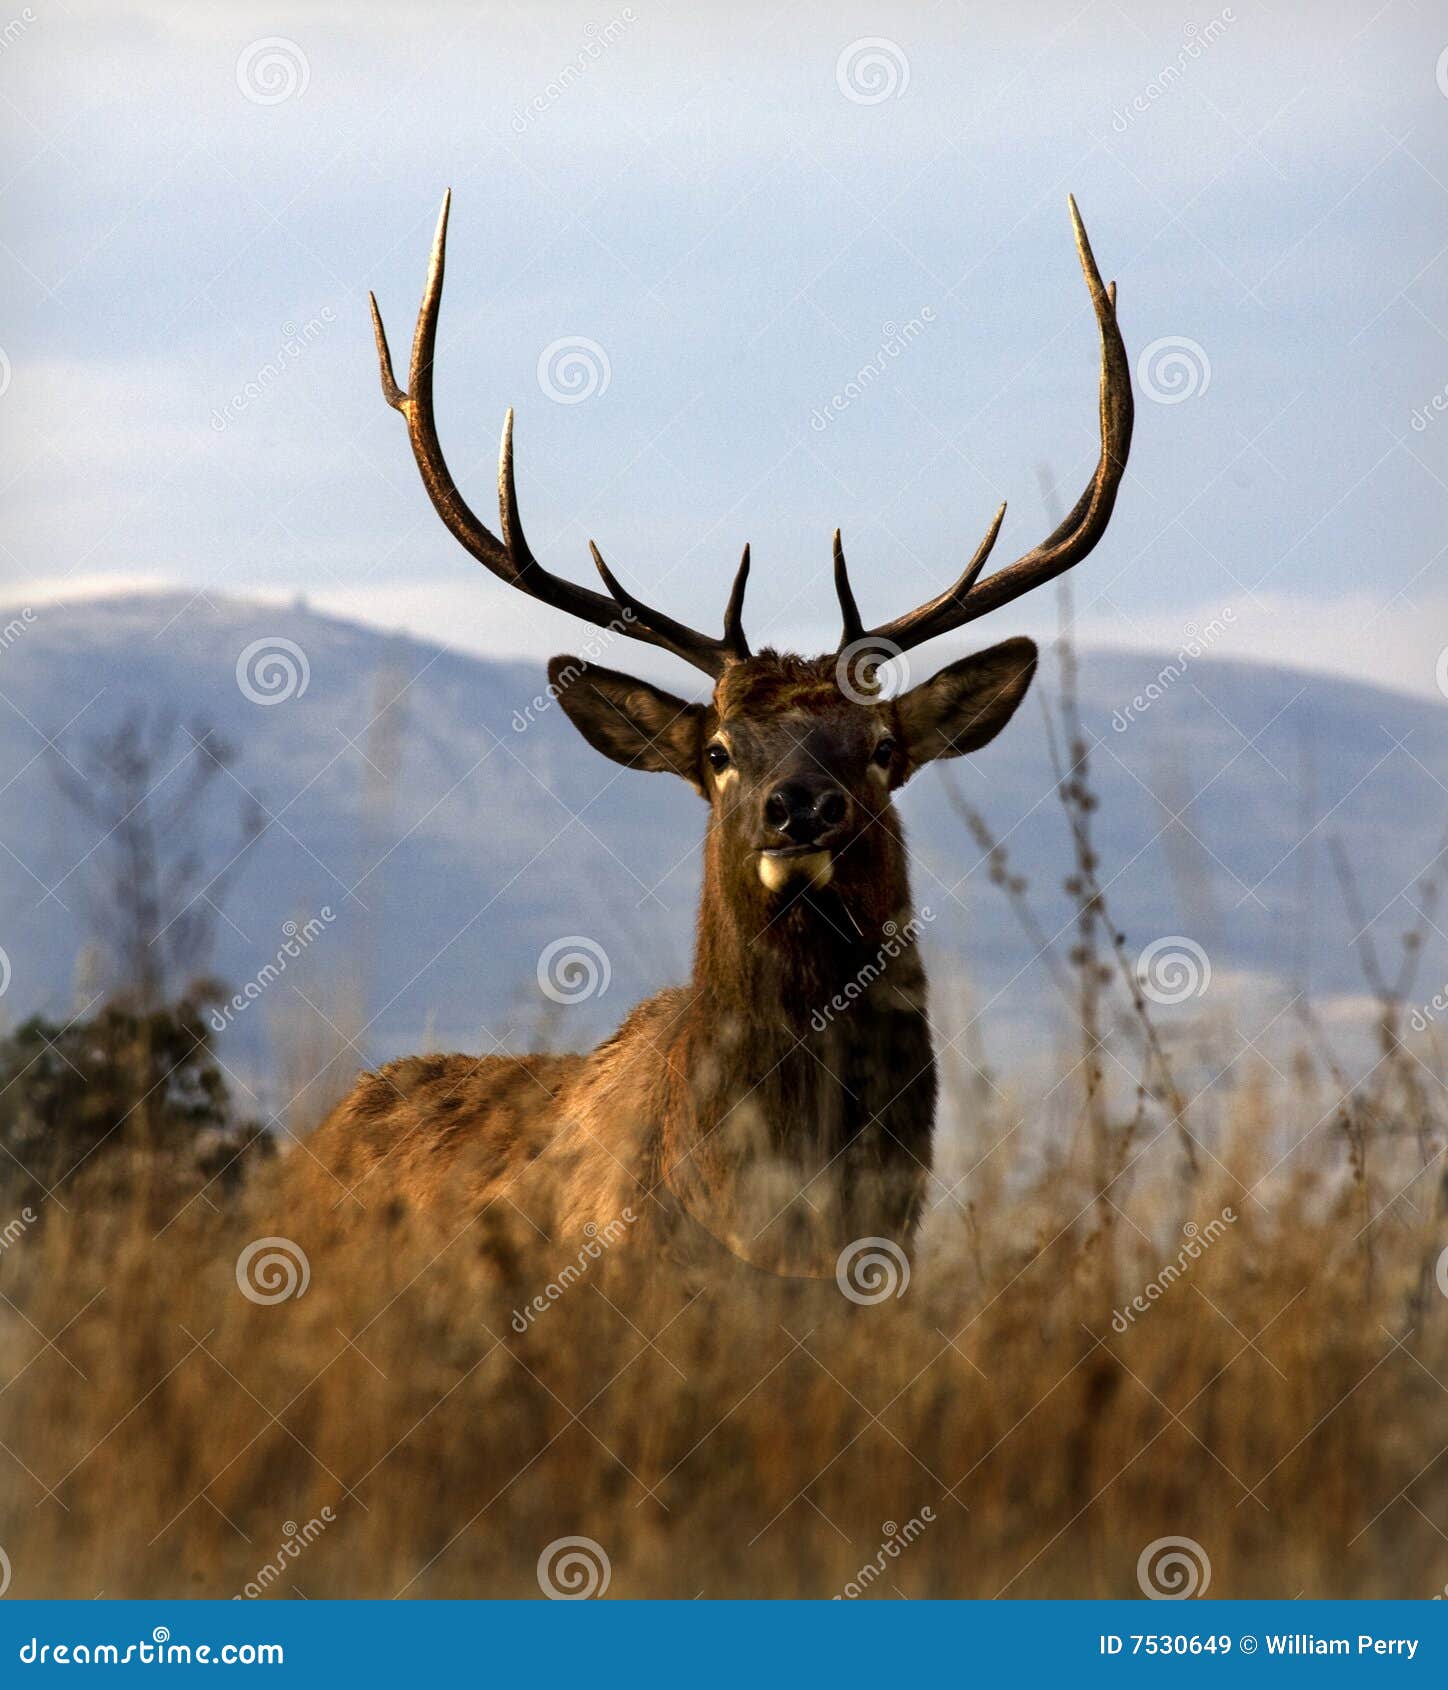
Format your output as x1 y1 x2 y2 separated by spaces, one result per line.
370 192 1133 940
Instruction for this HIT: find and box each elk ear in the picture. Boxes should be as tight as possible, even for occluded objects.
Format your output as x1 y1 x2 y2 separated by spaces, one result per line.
895 637 1038 770
548 658 706 792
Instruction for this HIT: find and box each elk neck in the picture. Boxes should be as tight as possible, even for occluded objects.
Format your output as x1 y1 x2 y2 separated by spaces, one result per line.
653 809 937 1274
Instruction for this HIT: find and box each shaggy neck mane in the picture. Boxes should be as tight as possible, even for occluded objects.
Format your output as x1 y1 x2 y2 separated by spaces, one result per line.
654 810 935 1275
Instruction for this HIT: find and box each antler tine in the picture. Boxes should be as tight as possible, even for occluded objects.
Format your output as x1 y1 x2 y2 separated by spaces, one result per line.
370 191 748 679
833 530 864 647
590 540 752 665
833 510 1003 650
847 196 1134 656
722 545 752 661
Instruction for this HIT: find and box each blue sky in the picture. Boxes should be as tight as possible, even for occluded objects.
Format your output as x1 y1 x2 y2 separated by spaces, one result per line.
6 0 1448 695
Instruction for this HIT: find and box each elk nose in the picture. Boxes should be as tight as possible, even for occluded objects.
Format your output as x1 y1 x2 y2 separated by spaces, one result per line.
764 781 851 845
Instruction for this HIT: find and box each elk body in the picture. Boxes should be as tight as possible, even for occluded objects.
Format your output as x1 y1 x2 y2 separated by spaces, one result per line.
304 193 1133 1277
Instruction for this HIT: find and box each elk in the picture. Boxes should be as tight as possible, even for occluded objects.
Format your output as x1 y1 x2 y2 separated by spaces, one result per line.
304 191 1132 1278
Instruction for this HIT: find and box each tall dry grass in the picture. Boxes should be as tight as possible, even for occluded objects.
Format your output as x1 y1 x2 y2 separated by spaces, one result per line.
0 1069 1443 1600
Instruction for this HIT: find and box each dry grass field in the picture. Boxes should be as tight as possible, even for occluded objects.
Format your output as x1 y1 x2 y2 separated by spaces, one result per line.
1 1042 1443 1601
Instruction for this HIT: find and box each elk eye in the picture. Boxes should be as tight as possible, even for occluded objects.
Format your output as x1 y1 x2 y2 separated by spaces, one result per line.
873 737 897 768
706 743 731 772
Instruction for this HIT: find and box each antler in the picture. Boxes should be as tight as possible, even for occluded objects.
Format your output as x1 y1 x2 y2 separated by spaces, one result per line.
834 196 1134 655
370 190 751 677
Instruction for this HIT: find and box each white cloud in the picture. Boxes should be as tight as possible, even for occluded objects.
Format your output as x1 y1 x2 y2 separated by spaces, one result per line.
11 576 1448 708
1072 591 1448 705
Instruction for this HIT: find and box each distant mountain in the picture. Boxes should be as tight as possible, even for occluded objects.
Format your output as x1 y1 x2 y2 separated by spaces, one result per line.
1 593 1442 1108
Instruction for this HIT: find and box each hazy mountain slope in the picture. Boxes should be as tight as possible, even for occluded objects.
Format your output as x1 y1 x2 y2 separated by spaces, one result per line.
1 594 1441 1104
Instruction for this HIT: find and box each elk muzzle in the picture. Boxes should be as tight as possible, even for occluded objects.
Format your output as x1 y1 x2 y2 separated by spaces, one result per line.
756 777 851 891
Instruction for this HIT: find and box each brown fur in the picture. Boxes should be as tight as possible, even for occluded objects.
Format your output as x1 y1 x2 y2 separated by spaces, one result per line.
302 643 1037 1277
